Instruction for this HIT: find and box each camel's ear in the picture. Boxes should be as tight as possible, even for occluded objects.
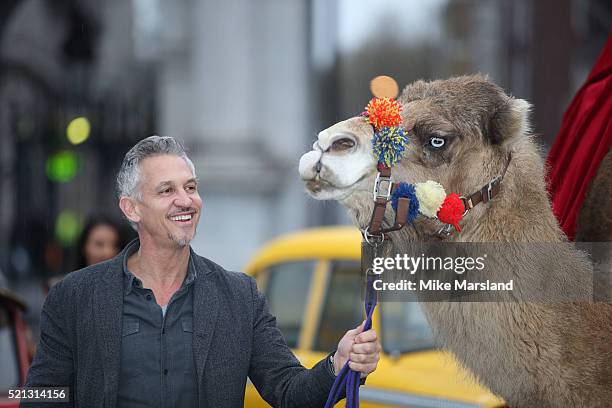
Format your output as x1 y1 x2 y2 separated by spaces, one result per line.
487 97 531 144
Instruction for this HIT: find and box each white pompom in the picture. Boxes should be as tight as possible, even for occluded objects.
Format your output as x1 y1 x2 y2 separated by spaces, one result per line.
415 180 446 218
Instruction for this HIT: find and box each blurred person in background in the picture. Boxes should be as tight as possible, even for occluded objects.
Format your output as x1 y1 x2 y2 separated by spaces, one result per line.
76 216 124 269
46 216 128 291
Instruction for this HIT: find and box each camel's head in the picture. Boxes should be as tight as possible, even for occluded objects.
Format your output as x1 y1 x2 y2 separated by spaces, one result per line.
299 75 531 230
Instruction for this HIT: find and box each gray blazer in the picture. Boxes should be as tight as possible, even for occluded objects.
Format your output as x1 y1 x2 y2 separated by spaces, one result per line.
23 247 337 407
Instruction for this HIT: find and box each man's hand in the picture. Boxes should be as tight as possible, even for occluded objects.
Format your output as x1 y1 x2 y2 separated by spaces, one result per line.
333 321 381 378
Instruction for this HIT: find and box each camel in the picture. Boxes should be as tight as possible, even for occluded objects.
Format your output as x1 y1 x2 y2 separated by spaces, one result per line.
577 149 612 242
298 75 611 407
577 150 612 303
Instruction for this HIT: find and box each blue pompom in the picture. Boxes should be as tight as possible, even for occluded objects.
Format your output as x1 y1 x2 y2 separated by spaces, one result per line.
372 127 408 167
391 182 420 223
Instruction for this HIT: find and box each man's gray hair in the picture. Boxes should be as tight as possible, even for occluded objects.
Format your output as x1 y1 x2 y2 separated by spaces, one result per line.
116 135 195 201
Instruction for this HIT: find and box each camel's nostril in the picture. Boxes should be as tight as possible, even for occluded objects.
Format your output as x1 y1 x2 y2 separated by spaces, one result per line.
315 161 322 173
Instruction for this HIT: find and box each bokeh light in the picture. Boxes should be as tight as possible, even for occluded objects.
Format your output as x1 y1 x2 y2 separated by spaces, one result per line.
370 75 399 99
55 210 81 247
46 151 79 182
66 116 91 145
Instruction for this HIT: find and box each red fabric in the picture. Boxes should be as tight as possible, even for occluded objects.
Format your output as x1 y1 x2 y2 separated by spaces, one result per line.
546 34 612 241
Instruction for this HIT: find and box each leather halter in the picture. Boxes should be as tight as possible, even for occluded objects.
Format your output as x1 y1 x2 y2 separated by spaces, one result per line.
364 154 512 242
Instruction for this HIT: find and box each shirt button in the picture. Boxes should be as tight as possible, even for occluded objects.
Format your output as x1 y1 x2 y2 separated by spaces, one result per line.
146 294 152 301
164 369 168 375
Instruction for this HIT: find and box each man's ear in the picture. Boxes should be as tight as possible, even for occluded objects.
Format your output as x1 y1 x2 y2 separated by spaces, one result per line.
487 97 531 144
119 196 141 225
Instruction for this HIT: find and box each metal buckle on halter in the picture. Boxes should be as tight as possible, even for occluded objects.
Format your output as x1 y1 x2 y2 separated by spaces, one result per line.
459 196 472 216
362 227 385 246
373 173 393 201
487 176 502 201
437 223 455 237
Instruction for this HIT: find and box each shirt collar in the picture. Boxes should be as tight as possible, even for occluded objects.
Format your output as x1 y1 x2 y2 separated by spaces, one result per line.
122 239 198 295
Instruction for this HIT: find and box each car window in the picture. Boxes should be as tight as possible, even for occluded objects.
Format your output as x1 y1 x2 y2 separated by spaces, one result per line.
314 261 363 352
263 261 314 348
0 304 19 392
381 301 435 354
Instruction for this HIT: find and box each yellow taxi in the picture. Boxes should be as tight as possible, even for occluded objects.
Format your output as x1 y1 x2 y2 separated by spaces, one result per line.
243 226 506 408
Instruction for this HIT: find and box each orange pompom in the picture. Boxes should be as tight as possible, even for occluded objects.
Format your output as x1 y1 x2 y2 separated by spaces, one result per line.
437 193 465 232
365 97 402 129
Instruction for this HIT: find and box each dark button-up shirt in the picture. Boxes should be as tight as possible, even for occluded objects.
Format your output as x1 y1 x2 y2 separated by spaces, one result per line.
117 240 198 408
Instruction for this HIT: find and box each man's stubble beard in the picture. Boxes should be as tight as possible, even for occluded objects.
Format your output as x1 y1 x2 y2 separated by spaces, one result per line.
168 228 196 248
173 237 191 247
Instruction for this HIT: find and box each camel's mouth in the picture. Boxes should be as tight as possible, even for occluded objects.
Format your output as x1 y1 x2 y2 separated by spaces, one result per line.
303 177 334 193
302 172 372 201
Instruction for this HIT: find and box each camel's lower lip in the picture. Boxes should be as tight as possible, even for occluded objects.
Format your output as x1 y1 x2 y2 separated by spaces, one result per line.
304 172 372 195
305 179 332 192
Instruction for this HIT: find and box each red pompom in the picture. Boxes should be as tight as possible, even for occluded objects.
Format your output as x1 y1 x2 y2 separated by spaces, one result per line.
437 193 465 232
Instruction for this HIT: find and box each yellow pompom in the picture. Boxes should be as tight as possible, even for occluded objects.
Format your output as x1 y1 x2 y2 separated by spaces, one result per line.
415 180 446 218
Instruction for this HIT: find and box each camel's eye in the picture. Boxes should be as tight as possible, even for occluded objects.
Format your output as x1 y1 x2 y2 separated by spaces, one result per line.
331 138 355 151
429 136 446 149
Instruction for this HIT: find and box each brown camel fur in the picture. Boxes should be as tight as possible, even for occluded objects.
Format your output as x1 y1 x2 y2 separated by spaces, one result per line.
577 149 612 242
576 149 612 302
298 75 612 407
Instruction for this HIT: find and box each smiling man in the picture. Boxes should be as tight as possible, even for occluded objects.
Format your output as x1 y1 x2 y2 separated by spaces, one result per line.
23 136 381 408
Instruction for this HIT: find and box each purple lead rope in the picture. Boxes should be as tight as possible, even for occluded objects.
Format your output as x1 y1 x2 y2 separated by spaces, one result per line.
324 275 377 408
